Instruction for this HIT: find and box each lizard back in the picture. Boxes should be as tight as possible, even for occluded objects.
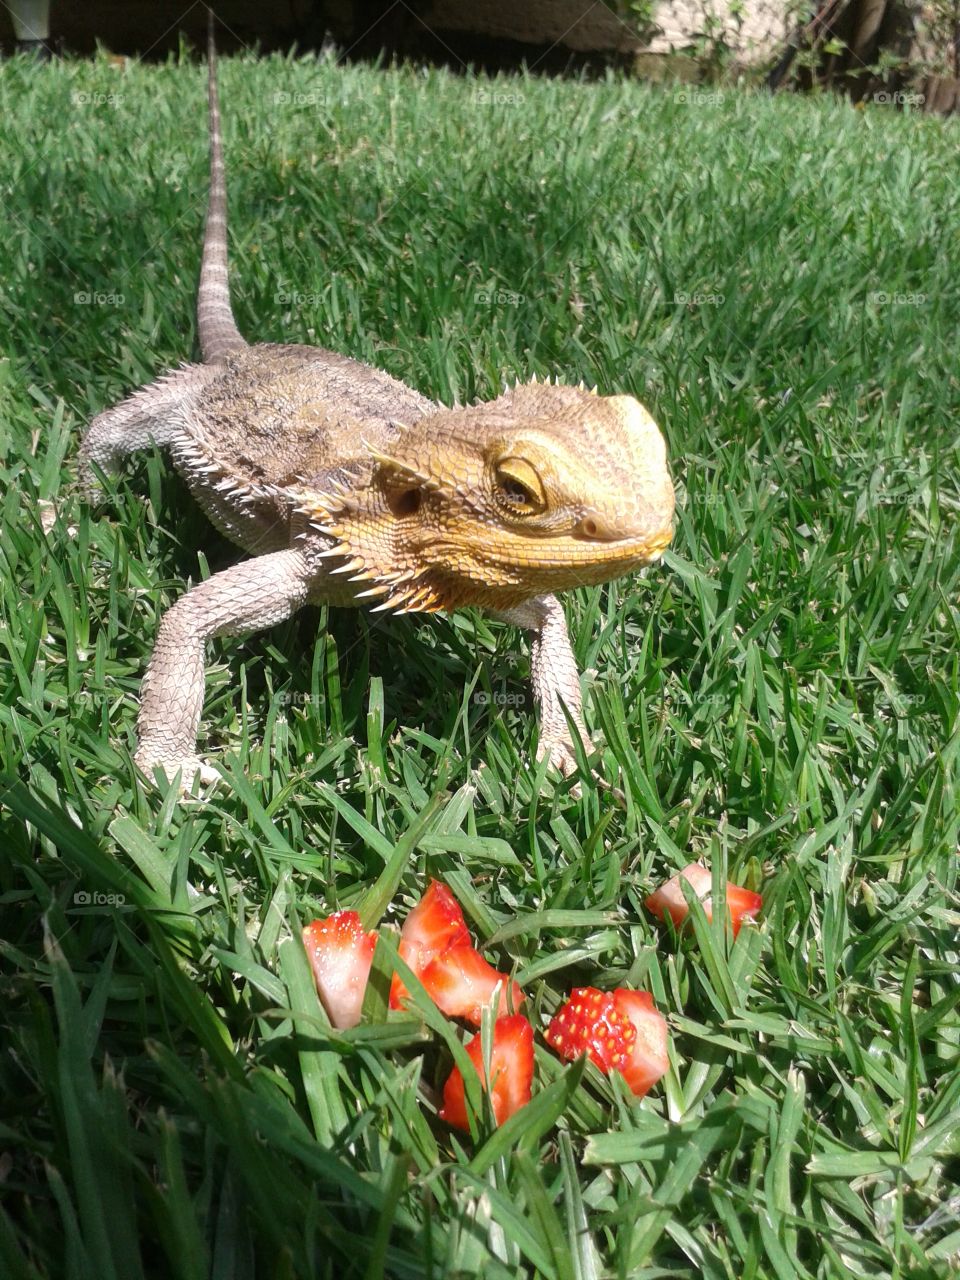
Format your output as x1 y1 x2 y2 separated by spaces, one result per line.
170 343 435 555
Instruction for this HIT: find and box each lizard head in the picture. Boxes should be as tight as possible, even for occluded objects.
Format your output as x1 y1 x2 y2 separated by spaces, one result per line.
309 381 674 612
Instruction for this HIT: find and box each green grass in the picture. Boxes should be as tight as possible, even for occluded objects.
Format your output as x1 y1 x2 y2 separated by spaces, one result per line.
1 45 959 1280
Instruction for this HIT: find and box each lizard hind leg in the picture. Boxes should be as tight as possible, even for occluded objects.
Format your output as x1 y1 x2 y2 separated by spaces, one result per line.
78 362 219 501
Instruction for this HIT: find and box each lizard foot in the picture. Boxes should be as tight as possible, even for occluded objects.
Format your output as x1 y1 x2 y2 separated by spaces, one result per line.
135 750 220 796
536 735 586 799
538 735 581 779
537 736 625 805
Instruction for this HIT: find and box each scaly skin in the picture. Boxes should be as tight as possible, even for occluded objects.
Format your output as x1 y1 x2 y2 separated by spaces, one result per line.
78 17 675 793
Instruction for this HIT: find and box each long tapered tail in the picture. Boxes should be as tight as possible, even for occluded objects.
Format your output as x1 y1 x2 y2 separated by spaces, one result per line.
198 10 247 365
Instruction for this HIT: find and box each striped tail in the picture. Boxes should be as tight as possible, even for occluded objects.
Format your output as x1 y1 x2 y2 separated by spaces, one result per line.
198 10 246 365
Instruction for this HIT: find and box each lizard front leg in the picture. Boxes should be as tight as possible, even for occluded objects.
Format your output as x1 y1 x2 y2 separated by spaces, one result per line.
491 594 593 780
135 547 313 789
79 363 218 500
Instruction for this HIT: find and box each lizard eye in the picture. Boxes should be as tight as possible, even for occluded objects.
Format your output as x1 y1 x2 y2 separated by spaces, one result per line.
493 457 546 516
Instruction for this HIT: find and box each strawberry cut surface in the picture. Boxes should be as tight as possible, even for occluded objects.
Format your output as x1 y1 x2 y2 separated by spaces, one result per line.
302 911 377 1030
611 989 670 1098
420 945 524 1026
389 880 471 1009
439 1015 534 1130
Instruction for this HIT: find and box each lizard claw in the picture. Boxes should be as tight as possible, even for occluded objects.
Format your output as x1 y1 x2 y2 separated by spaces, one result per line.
538 735 581 778
536 735 625 804
536 734 585 798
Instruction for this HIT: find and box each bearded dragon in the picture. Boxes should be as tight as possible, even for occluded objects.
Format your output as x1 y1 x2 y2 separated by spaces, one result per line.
79 19 675 793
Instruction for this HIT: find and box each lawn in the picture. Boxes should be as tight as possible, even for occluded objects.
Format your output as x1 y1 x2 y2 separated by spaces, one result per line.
1 43 959 1280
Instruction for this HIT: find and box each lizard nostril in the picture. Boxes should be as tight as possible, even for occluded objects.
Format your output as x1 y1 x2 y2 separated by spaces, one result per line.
577 513 618 540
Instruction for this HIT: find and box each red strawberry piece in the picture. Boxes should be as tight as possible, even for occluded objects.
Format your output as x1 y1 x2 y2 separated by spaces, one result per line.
611 989 670 1098
545 986 669 1099
645 863 762 937
302 911 377 1030
723 883 764 936
439 1014 534 1130
420 945 524 1025
389 880 472 1009
545 986 635 1073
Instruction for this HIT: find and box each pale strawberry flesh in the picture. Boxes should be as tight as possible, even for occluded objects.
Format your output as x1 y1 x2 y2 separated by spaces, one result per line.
644 864 712 927
302 911 377 1030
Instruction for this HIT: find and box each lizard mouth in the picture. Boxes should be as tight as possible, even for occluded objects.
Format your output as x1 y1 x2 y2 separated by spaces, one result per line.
521 524 674 574
626 525 674 564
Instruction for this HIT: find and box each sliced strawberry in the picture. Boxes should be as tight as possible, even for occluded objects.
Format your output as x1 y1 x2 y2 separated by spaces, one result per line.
545 986 669 1100
645 863 762 937
643 864 712 927
723 883 764 936
439 1015 534 1130
611 989 670 1098
302 911 377 1030
420 945 524 1026
388 943 418 1011
545 986 634 1073
389 880 471 1009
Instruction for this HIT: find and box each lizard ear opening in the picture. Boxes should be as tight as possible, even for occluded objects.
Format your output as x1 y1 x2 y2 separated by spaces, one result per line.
386 486 422 519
